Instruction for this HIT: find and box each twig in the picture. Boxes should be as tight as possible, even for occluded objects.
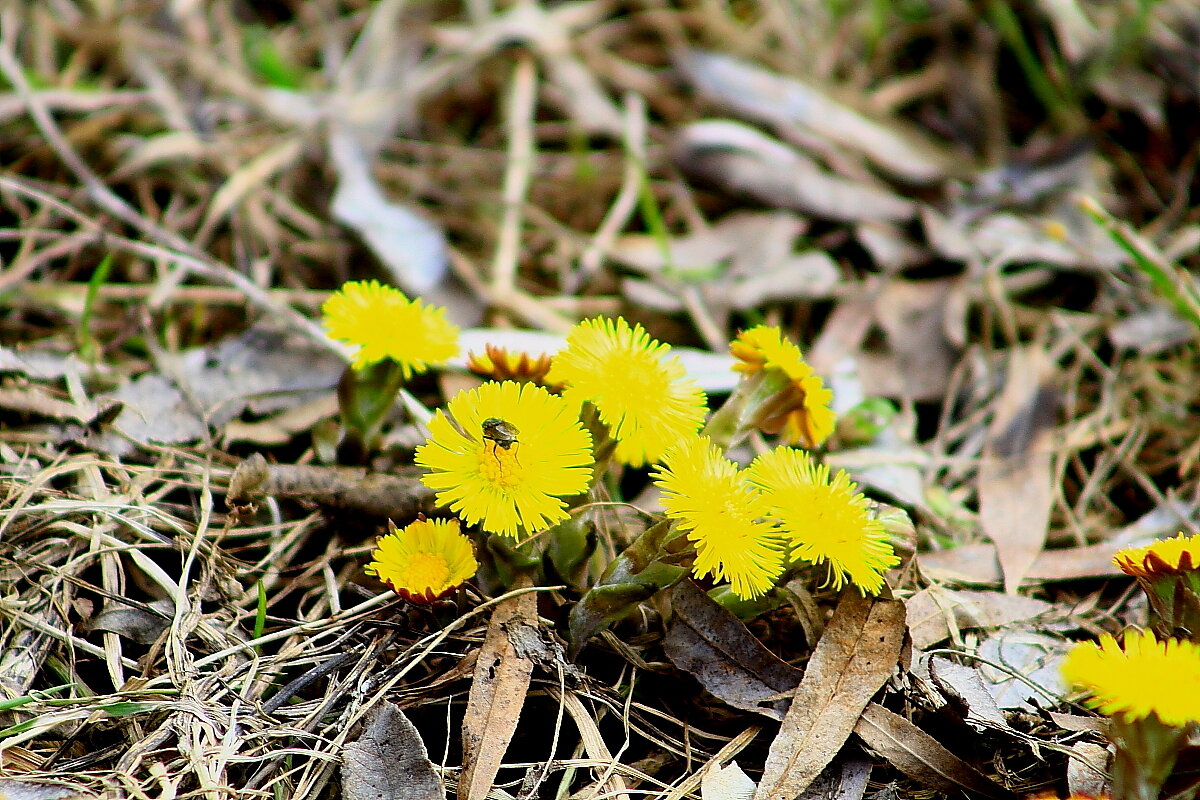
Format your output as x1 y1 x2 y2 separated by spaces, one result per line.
491 52 538 295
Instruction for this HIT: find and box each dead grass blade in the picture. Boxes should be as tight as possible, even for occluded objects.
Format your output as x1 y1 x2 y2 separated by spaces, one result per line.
752 591 906 800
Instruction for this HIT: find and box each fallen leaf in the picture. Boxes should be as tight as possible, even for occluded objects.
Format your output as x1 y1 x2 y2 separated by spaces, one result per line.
104 322 345 450
89 598 174 646
753 591 905 800
976 630 1071 710
0 779 91 800
1066 741 1111 798
924 655 1009 730
853 703 1016 800
701 761 755 800
872 278 964 404
904 587 1064 650
664 580 803 720
329 129 448 293
342 702 445 800
978 346 1057 594
459 583 539 800
672 120 915 223
795 758 872 800
680 51 950 184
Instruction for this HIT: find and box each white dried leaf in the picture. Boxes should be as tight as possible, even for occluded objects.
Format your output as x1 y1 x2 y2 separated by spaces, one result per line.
702 762 756 800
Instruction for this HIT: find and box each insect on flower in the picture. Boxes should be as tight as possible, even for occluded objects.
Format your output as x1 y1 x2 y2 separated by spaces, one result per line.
481 417 520 452
438 412 521 472
481 417 521 471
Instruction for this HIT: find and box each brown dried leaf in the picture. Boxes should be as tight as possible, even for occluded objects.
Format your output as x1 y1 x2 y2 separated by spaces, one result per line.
853 703 1016 800
872 278 965 403
753 592 905 800
342 703 445 800
459 584 538 800
1066 741 1111 798
905 587 1062 650
664 580 803 720
978 346 1057 594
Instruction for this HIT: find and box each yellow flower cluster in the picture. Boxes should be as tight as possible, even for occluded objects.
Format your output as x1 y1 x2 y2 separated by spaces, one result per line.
655 436 899 599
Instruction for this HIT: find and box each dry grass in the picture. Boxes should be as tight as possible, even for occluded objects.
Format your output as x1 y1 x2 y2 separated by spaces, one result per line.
2 0 1199 798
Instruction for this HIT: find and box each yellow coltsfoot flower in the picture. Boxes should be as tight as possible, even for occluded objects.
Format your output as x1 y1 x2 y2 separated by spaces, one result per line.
416 381 593 538
1062 629 1200 800
653 435 784 600
322 279 459 374
1063 629 1200 727
730 325 835 448
1115 533 1200 641
547 316 707 467
466 343 555 386
746 447 899 595
365 517 478 603
1115 533 1200 578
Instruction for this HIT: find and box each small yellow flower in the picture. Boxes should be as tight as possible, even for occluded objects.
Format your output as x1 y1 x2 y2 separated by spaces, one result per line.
1114 533 1200 578
546 316 707 467
466 344 555 385
746 447 899 595
653 435 784 599
365 517 478 603
415 381 593 538
1062 629 1200 727
730 326 835 448
322 280 459 374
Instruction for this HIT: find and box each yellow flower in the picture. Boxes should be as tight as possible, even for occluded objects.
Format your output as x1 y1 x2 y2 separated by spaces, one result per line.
1062 629 1200 727
1114 533 1200 578
466 344 555 385
653 435 784 599
415 381 593 538
322 280 459 374
364 517 478 603
546 316 707 467
746 447 899 595
730 325 835 448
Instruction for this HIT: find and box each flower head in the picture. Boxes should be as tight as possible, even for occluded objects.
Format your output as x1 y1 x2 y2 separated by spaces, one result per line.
1062 629 1200 727
731 326 835 448
365 517 478 603
415 381 593 538
653 435 784 599
1115 533 1200 579
546 317 707 467
322 280 459 374
466 344 555 385
747 447 899 595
